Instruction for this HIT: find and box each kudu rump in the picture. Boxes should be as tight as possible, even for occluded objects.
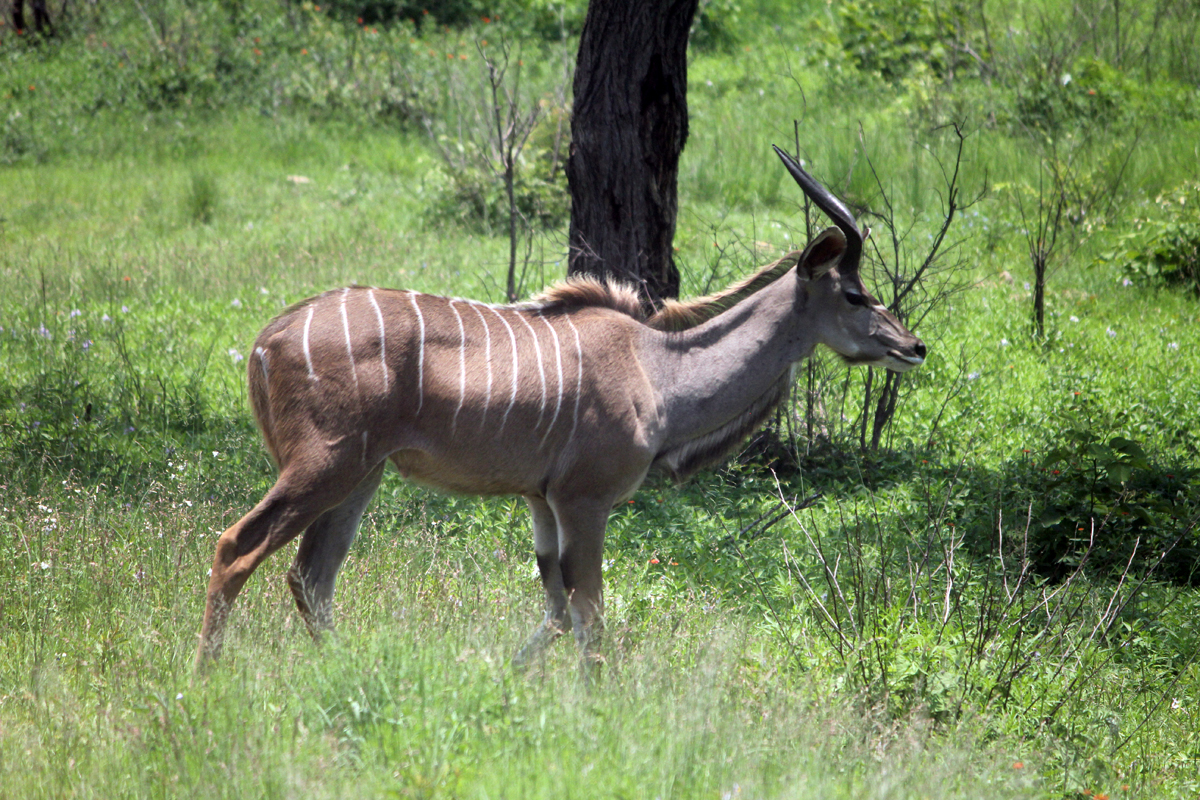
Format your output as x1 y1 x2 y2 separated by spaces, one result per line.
195 147 926 670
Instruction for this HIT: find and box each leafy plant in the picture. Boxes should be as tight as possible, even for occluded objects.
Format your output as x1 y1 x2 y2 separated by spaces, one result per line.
690 0 742 53
1102 180 1200 294
307 0 586 39
1012 59 1133 136
832 0 978 83
953 429 1200 585
1032 429 1197 581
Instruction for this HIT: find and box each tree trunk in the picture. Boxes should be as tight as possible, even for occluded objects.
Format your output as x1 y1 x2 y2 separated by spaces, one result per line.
566 0 698 308
11 0 55 35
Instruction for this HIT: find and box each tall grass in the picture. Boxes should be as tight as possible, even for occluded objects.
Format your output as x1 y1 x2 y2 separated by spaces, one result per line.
1 479 1046 800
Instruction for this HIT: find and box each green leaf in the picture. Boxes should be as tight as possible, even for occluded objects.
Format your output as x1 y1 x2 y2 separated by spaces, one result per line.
1107 464 1132 485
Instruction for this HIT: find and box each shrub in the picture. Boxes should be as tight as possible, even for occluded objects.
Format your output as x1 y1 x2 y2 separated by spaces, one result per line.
832 0 978 83
690 0 741 53
427 149 568 233
956 430 1200 585
308 0 586 38
1013 58 1135 135
1102 180 1200 294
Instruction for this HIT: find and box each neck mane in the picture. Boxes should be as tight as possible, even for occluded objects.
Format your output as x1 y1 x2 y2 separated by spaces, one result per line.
525 250 803 330
647 250 802 330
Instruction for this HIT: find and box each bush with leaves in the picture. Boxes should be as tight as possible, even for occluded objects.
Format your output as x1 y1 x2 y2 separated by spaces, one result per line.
830 0 978 83
1101 180 1200 294
953 429 1200 585
1012 58 1146 136
306 0 585 38
690 0 741 53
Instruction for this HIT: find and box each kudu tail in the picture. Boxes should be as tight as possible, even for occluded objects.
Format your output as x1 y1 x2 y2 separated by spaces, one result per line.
247 341 281 467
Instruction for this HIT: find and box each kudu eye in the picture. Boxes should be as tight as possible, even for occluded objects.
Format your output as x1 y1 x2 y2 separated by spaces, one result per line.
844 291 868 307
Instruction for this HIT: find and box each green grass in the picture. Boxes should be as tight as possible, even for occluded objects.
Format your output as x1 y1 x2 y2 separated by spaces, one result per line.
3 2 1200 797
1 481 1048 799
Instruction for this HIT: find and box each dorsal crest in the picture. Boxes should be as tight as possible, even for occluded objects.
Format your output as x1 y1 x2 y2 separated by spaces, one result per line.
527 275 648 320
525 251 803 329
646 250 802 331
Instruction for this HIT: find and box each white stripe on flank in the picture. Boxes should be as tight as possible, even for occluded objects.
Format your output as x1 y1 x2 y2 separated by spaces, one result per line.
539 313 564 447
340 289 360 395
367 289 388 393
565 316 583 443
408 291 425 415
485 306 519 433
514 310 547 430
449 300 467 433
302 305 318 382
467 303 492 428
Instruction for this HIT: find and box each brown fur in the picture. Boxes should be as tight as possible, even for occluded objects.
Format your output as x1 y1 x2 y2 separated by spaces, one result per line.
654 372 792 481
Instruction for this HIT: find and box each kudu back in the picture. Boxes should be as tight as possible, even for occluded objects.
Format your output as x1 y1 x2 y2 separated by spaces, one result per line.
194 147 926 671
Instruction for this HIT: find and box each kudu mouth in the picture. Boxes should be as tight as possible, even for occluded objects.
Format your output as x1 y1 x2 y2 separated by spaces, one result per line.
840 349 925 372
772 145 863 273
887 350 926 371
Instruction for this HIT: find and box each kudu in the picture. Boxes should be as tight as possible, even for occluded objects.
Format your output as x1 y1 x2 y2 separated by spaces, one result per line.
194 147 926 671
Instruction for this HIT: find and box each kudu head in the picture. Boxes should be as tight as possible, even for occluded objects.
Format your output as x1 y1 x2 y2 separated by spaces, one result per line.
774 145 926 373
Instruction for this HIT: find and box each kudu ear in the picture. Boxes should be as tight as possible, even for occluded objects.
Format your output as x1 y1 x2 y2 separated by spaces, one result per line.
797 227 847 280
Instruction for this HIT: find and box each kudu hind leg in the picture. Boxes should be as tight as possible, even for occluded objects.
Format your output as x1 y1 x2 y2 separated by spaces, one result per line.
287 462 386 641
513 496 570 670
195 459 374 669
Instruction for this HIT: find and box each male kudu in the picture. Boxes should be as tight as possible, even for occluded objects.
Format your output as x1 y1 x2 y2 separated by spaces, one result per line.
194 147 926 670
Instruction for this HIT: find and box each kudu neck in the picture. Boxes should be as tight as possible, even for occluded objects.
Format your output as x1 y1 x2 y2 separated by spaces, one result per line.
647 268 816 442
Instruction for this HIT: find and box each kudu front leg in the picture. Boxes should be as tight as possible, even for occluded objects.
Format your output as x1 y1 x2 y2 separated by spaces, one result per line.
513 496 570 670
549 497 610 677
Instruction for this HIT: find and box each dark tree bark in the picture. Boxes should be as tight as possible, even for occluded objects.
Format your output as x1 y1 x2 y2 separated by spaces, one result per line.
566 0 698 308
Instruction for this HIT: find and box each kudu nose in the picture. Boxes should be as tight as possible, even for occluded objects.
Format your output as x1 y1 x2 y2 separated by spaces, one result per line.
914 341 927 359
